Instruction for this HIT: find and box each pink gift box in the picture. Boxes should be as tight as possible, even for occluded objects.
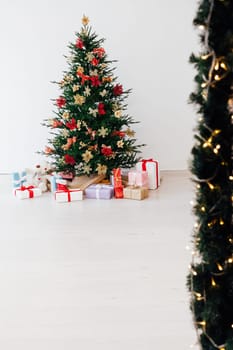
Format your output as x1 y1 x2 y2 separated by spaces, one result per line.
136 159 160 189
128 171 148 187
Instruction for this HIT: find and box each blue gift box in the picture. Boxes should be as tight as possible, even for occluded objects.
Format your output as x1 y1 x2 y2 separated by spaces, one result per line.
12 171 27 188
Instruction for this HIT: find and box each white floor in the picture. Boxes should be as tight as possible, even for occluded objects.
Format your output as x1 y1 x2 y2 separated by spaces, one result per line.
0 171 197 350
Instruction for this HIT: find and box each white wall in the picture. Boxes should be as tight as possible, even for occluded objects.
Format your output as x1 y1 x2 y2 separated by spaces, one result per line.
0 0 198 172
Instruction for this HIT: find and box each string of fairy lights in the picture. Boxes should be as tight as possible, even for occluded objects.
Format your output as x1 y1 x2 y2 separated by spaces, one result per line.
188 0 233 349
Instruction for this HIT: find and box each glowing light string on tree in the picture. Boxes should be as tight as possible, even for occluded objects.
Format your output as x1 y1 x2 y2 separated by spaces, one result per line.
188 0 233 349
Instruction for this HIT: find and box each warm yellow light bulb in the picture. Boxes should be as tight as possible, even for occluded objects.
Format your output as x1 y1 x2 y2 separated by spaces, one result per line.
217 263 223 271
211 277 217 287
219 219 225 226
199 25 205 30
216 144 221 150
228 258 233 263
213 148 219 154
213 129 221 135
201 53 210 60
201 206 206 212
201 82 207 88
197 184 201 189
220 62 227 70
198 321 206 326
214 74 221 81
214 61 219 70
208 182 215 190
229 176 233 181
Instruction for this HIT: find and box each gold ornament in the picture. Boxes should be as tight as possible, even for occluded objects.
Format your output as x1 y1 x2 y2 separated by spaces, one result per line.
88 107 98 117
72 84 80 92
114 110 122 118
62 112 70 120
86 52 94 62
96 164 107 175
74 94 86 105
98 126 108 137
82 15 89 26
83 164 92 174
100 89 107 97
125 128 135 137
82 150 93 163
84 86 91 97
117 140 124 148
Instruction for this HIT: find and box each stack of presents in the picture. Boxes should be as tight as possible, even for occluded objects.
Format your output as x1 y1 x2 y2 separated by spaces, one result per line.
12 158 160 202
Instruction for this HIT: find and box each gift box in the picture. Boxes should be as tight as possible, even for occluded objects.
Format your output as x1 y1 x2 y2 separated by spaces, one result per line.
12 171 27 188
47 174 63 192
128 171 148 187
85 184 114 199
123 186 149 200
136 159 160 189
114 186 124 199
14 186 42 199
55 183 83 202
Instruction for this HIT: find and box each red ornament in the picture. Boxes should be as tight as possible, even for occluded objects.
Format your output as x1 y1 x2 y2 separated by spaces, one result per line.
52 120 63 128
64 154 76 165
113 84 123 96
93 47 105 58
76 38 84 49
98 102 106 115
66 118 77 130
112 130 125 138
81 74 90 85
91 58 99 66
90 76 100 87
56 96 66 108
101 146 113 157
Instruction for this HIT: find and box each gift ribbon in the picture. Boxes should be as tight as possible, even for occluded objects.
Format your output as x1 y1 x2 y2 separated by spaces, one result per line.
57 183 71 202
95 184 102 199
141 159 159 188
113 168 122 187
141 159 153 171
15 185 35 198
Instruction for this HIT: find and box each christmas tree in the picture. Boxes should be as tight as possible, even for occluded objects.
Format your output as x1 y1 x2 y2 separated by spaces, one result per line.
188 1 233 349
42 15 143 177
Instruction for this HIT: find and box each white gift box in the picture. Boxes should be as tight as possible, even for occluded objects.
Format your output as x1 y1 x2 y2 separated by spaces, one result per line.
136 159 160 189
14 186 42 199
55 188 83 202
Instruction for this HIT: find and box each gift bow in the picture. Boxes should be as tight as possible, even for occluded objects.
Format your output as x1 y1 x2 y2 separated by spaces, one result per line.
16 185 35 198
